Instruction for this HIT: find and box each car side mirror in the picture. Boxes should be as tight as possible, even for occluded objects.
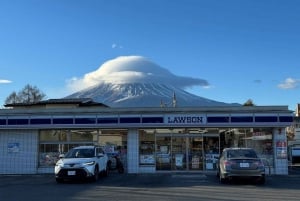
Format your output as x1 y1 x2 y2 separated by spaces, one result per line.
59 154 65 159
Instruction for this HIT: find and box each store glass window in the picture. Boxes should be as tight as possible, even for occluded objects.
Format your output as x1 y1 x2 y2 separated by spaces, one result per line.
139 129 155 165
246 128 274 167
39 129 128 168
39 130 68 141
98 129 128 170
39 129 97 167
221 127 274 167
70 130 94 141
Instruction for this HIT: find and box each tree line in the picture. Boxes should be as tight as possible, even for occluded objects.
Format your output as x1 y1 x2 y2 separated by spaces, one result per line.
5 84 46 105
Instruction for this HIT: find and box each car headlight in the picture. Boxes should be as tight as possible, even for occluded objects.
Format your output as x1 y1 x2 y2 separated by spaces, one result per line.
83 161 95 166
55 161 64 167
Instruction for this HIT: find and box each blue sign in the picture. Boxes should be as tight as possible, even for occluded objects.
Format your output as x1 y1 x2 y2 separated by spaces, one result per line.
8 143 20 153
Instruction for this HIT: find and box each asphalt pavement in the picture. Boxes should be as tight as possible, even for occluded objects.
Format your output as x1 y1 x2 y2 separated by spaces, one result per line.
1 171 300 201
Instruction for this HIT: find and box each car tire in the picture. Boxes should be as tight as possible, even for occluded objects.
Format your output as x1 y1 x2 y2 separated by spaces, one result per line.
118 166 124 174
103 164 109 177
257 176 265 185
107 160 112 170
219 172 226 184
92 167 99 182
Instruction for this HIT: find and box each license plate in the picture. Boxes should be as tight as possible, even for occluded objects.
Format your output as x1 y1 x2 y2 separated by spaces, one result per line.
240 163 249 168
68 171 76 176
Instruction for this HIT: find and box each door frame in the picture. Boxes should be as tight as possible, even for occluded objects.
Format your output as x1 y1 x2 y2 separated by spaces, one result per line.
155 133 205 171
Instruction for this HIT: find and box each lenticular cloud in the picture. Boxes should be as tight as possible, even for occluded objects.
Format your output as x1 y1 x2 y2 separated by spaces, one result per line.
67 56 209 92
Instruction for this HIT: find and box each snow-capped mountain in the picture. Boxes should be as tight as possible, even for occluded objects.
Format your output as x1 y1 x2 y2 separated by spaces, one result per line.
65 56 239 107
66 82 237 107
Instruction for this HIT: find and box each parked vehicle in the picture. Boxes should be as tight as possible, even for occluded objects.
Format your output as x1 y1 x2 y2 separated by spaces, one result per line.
55 146 109 183
217 147 265 184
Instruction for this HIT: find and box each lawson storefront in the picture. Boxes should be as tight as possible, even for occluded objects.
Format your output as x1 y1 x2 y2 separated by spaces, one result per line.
0 99 294 175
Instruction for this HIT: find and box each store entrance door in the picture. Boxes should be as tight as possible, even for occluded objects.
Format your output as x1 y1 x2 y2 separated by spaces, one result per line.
155 134 204 171
171 136 187 170
203 134 220 171
189 137 204 170
156 135 172 170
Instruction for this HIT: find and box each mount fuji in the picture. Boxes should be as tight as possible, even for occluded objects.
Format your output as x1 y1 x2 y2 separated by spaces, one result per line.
65 56 239 107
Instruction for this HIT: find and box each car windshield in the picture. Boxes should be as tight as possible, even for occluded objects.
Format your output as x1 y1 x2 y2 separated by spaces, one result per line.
227 149 257 159
65 148 95 158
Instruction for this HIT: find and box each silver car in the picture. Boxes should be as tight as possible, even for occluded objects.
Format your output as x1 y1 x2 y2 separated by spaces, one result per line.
217 148 265 184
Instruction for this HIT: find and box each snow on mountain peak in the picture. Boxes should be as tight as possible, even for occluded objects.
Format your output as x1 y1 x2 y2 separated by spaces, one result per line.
66 56 239 107
67 56 209 93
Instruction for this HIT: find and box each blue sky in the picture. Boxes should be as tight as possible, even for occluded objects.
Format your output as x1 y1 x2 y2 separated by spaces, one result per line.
0 0 299 110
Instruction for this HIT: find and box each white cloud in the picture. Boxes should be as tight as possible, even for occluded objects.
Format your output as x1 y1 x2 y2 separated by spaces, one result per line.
278 78 299 89
203 85 214 89
0 79 12 84
66 55 210 93
111 43 123 49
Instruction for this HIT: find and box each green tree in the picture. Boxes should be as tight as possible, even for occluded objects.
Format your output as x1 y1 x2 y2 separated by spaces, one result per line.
5 84 46 105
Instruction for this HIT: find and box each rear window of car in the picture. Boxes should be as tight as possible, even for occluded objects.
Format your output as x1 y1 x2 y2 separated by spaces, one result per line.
227 149 257 158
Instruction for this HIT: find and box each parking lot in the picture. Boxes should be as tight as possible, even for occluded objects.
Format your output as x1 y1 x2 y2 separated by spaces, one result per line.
1 172 300 201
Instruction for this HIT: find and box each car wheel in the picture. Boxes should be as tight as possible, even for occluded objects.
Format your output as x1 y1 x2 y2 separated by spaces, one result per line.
118 166 124 174
92 167 99 182
219 172 226 184
257 176 265 185
103 164 109 177
107 160 112 170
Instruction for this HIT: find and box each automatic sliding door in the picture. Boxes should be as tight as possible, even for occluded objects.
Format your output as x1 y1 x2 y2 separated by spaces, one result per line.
155 134 208 171
171 137 187 170
203 135 220 170
156 135 188 171
156 135 171 170
189 137 203 170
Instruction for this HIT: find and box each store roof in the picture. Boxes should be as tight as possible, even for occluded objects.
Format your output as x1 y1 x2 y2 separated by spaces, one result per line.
4 98 109 109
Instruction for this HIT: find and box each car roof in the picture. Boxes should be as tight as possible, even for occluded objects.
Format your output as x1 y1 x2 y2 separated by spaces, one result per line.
73 146 98 149
223 147 254 151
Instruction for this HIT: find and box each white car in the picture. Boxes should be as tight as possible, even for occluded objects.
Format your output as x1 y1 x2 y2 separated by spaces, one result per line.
55 146 109 183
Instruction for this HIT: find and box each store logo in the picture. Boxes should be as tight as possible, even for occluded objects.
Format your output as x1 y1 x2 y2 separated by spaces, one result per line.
166 115 206 124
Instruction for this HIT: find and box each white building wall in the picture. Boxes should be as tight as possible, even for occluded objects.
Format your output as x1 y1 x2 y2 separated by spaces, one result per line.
0 130 38 174
273 128 289 175
127 128 139 173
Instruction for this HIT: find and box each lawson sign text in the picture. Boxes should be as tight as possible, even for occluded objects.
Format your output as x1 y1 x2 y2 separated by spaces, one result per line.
165 115 206 124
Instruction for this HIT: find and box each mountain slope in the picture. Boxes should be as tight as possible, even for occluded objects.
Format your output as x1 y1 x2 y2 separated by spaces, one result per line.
66 82 238 107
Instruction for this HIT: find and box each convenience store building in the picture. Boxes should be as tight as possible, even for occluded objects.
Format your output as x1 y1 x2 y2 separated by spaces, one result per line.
0 99 294 175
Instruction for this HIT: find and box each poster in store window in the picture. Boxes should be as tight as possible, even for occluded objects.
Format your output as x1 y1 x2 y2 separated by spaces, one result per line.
175 154 184 167
8 143 20 153
276 141 287 159
140 154 155 164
